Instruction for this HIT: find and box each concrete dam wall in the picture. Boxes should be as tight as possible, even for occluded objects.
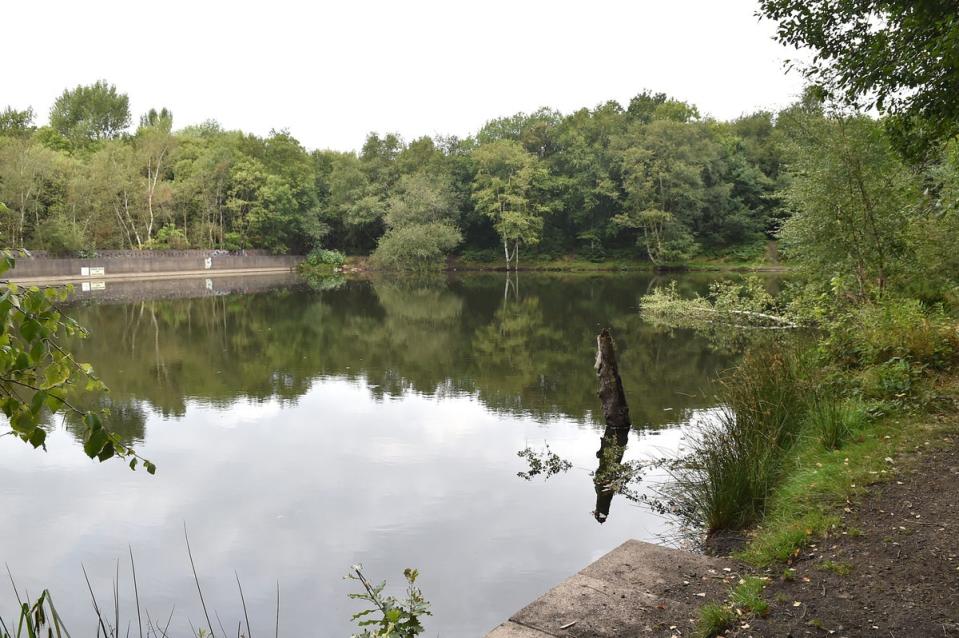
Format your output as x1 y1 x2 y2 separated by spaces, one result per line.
5 250 303 283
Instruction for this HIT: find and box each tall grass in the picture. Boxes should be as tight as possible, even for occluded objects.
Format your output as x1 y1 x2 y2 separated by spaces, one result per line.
671 343 810 532
0 535 424 638
806 394 866 450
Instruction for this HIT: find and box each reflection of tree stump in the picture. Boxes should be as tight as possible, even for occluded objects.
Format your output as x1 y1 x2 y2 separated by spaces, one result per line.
593 328 632 523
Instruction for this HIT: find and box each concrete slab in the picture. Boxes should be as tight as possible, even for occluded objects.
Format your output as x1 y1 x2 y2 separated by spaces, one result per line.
511 573 698 637
579 539 730 598
485 540 734 638
485 622 556 637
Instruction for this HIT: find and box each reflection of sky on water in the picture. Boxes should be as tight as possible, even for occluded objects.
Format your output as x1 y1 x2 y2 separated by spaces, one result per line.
0 377 708 636
0 273 762 635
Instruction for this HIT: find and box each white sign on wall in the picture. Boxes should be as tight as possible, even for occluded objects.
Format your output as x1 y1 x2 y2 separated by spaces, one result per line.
204 257 213 269
80 267 90 277
89 266 105 277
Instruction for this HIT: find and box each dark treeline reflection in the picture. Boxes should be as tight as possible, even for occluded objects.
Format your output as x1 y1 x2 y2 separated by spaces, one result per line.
61 273 743 442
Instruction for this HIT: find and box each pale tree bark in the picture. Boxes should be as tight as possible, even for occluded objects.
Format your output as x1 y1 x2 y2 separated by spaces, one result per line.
144 146 168 245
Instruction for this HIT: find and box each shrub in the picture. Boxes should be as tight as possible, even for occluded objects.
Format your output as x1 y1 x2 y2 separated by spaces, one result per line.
348 566 431 637
306 248 346 268
38 215 88 255
222 231 245 252
150 223 190 249
370 223 461 271
825 299 958 370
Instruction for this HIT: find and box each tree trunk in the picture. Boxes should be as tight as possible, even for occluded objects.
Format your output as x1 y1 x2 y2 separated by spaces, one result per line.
595 328 631 430
593 328 632 523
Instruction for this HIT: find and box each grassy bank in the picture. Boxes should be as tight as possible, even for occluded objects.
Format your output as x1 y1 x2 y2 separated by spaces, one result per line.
692 388 958 637
337 246 789 274
674 299 959 637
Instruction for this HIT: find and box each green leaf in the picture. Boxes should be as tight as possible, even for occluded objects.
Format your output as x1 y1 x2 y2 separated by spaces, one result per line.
20 319 41 343
13 352 29 371
28 427 46 449
42 363 70 389
144 461 157 475
10 409 35 433
83 428 109 458
83 412 102 431
29 339 45 363
97 442 115 462
44 393 64 414
30 391 47 415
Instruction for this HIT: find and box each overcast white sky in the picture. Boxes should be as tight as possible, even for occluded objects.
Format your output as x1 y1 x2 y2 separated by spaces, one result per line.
4 0 804 152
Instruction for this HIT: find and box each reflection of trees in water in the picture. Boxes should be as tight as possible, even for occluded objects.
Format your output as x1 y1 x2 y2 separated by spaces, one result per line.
61 273 759 448
471 296 567 414
59 397 149 445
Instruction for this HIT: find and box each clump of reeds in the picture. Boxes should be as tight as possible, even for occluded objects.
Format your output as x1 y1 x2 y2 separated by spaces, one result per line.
670 343 809 532
805 393 866 450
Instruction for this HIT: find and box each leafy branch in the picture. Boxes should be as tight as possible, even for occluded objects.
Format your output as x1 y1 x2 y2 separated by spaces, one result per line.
0 250 155 472
347 566 431 638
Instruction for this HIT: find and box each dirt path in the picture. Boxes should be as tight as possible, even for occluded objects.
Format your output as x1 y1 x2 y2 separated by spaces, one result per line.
731 421 959 637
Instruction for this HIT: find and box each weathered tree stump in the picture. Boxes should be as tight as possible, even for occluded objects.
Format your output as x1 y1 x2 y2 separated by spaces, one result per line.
593 328 632 523
595 328 631 429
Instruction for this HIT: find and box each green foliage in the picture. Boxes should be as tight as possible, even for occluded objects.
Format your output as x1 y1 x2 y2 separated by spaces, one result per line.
694 575 769 638
371 173 462 270
759 0 959 159
371 223 462 271
471 140 548 268
828 299 958 370
730 576 769 616
149 224 190 249
0 589 70 638
806 395 865 450
0 252 153 471
737 411 907 567
348 566 431 638
640 278 796 356
36 214 88 255
695 602 735 638
516 444 573 480
49 79 131 145
2 83 797 262
779 115 917 296
613 208 696 265
670 344 809 531
306 248 346 268
0 107 34 137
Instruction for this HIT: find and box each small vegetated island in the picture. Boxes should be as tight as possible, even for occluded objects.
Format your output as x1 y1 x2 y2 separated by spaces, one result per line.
0 0 958 636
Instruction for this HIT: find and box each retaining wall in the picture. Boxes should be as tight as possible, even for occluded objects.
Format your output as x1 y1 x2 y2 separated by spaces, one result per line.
6 250 302 280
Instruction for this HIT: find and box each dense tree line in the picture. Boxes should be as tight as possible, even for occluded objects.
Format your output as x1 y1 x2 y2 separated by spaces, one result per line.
4 79 957 276
0 82 791 266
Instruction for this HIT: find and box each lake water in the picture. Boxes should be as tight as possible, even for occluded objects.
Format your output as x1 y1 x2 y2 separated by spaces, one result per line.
0 271 740 636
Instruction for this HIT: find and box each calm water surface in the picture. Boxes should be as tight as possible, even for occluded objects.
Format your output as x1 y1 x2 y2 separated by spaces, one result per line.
0 272 740 636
